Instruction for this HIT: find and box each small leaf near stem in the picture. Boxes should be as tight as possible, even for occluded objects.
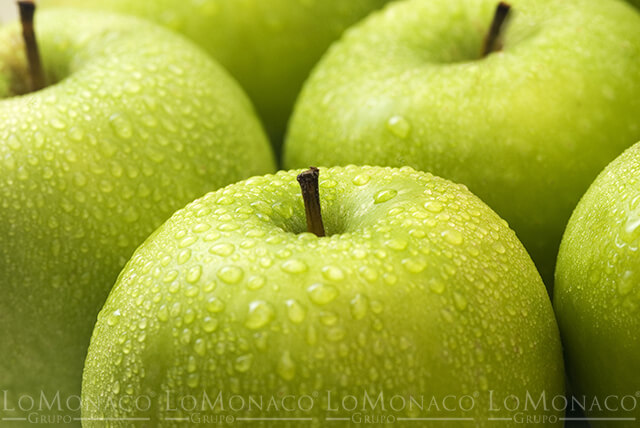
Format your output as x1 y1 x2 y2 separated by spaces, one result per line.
18 1 45 92
297 167 326 237
482 2 512 57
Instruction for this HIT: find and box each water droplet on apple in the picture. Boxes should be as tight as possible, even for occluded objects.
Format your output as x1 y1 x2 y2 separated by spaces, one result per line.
69 127 84 141
273 201 294 219
321 265 345 281
352 174 371 186
349 293 369 321
186 265 203 283
386 115 411 139
443 229 464 245
374 189 398 204
217 265 244 284
307 283 339 305
618 271 634 296
385 238 408 251
326 326 346 342
424 201 444 213
107 310 121 326
109 113 133 139
402 257 427 273
286 299 306 324
177 249 192 265
158 305 169 322
50 118 66 130
206 296 225 313
234 355 253 373
277 351 296 380
245 301 275 330
492 242 507 254
209 243 235 257
281 259 308 274
453 292 468 311
202 316 218 333
624 213 640 235
429 279 446 294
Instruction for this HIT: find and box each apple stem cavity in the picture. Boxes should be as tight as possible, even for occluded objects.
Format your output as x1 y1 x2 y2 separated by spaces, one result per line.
297 167 326 237
482 2 512 57
18 0 45 92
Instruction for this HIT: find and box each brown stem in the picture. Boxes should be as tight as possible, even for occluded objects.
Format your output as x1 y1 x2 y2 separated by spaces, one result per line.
297 167 326 237
482 2 512 57
18 1 45 92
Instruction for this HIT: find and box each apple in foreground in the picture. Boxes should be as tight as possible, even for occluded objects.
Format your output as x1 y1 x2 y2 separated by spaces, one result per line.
283 0 640 287
555 142 640 427
0 6 274 426
82 166 564 426
40 0 392 148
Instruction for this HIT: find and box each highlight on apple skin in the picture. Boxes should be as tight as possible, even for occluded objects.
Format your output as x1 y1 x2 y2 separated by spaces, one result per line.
0 8 274 426
555 142 640 428
283 0 640 289
81 166 565 427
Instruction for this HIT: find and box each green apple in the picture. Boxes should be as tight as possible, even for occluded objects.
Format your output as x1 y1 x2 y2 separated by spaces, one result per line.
0 8 274 426
283 0 640 288
555 142 640 427
82 165 564 426
40 0 392 149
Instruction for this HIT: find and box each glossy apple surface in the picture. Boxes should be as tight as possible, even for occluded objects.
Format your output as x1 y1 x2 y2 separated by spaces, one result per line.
83 166 564 426
0 9 274 426
41 0 391 148
283 0 640 287
555 142 640 427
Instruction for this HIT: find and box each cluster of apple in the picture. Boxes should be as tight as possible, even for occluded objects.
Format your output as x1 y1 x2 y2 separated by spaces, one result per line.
1 0 639 427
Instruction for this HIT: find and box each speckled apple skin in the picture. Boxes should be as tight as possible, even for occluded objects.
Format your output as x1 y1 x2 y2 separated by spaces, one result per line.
283 0 640 288
40 0 392 149
0 10 274 427
555 143 640 428
83 166 564 427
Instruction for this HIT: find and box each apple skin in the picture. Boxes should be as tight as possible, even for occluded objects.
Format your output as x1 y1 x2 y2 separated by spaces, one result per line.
40 0 391 149
0 9 274 427
555 142 640 427
283 0 640 288
82 166 564 426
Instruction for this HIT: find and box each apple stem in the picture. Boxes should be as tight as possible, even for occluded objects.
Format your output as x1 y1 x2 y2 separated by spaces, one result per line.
18 1 45 92
482 2 512 57
297 167 326 237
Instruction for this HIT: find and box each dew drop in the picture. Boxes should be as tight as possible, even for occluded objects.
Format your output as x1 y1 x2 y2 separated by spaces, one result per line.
209 243 235 257
352 174 371 186
281 259 308 274
286 299 306 324
277 351 296 380
245 301 275 330
206 297 225 313
194 339 206 356
374 189 398 204
202 316 219 332
307 283 339 305
321 266 345 281
424 201 444 213
350 294 369 320
443 229 464 246
453 292 468 311
234 355 253 373
386 115 411 139
217 266 244 284
326 327 346 342
186 265 203 284
429 279 446 294
109 113 133 139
